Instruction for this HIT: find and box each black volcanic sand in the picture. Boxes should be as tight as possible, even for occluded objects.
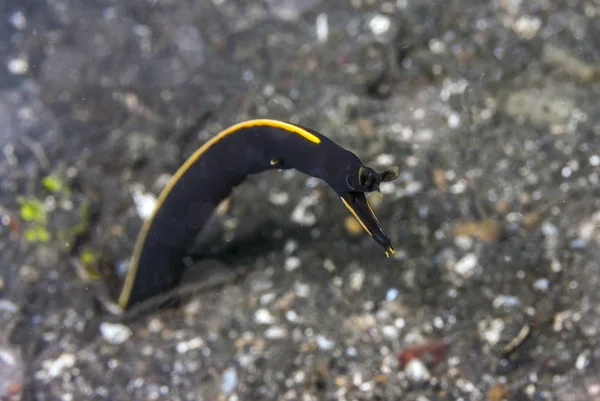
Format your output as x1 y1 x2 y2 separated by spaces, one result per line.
1 0 599 400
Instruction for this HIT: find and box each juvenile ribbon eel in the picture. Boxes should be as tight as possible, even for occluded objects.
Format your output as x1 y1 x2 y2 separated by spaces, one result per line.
118 119 400 310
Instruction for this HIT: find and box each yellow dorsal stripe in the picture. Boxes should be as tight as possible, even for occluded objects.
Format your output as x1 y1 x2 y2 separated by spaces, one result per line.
118 119 321 309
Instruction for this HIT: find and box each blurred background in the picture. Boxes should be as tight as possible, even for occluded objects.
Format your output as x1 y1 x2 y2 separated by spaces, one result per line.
1 0 599 400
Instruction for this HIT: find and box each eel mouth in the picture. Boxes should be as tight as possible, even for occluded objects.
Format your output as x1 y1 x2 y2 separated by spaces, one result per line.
339 192 396 257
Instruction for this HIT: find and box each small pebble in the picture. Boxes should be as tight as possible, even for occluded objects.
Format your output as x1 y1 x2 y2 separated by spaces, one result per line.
184 299 202 315
457 379 476 394
448 356 461 366
10 11 27 29
264 326 288 339
0 299 18 313
316 335 335 350
588 383 600 396
99 322 132 344
132 188 157 221
262 84 275 97
291 194 318 226
453 253 478 278
147 318 164 333
553 310 572 332
351 372 363 386
284 256 301 272
359 381 374 392
285 310 301 323
478 318 504 345
454 235 473 250
349 269 365 291
368 14 391 36
579 220 596 241
450 179 467 194
45 353 76 378
575 352 588 370
323 259 336 272
254 308 277 324
541 222 559 237
7 58 28 75
115 260 129 279
413 108 426 119
492 295 521 309
448 113 461 128
382 325 399 340
259 292 277 305
294 282 311 297
284 240 298 254
380 181 396 194
512 16 541 40
525 384 536 397
176 337 205 354
386 288 399 302
405 181 423 195
440 78 469 101
549 257 561 273
316 13 329 43
429 38 446 54
221 366 238 393
375 154 395 165
533 278 549 292
293 370 306 384
404 359 430 383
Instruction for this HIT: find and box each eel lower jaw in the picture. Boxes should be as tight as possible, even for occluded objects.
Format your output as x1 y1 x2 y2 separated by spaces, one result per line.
339 191 395 257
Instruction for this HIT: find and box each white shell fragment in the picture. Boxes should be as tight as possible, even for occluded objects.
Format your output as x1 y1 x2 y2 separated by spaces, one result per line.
100 322 132 344
132 188 157 221
316 13 329 43
453 253 478 278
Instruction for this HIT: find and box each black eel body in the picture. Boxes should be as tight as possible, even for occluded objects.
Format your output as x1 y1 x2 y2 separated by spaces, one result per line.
118 119 399 310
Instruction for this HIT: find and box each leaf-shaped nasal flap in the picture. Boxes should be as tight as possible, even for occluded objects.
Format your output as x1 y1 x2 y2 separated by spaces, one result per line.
380 166 400 182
